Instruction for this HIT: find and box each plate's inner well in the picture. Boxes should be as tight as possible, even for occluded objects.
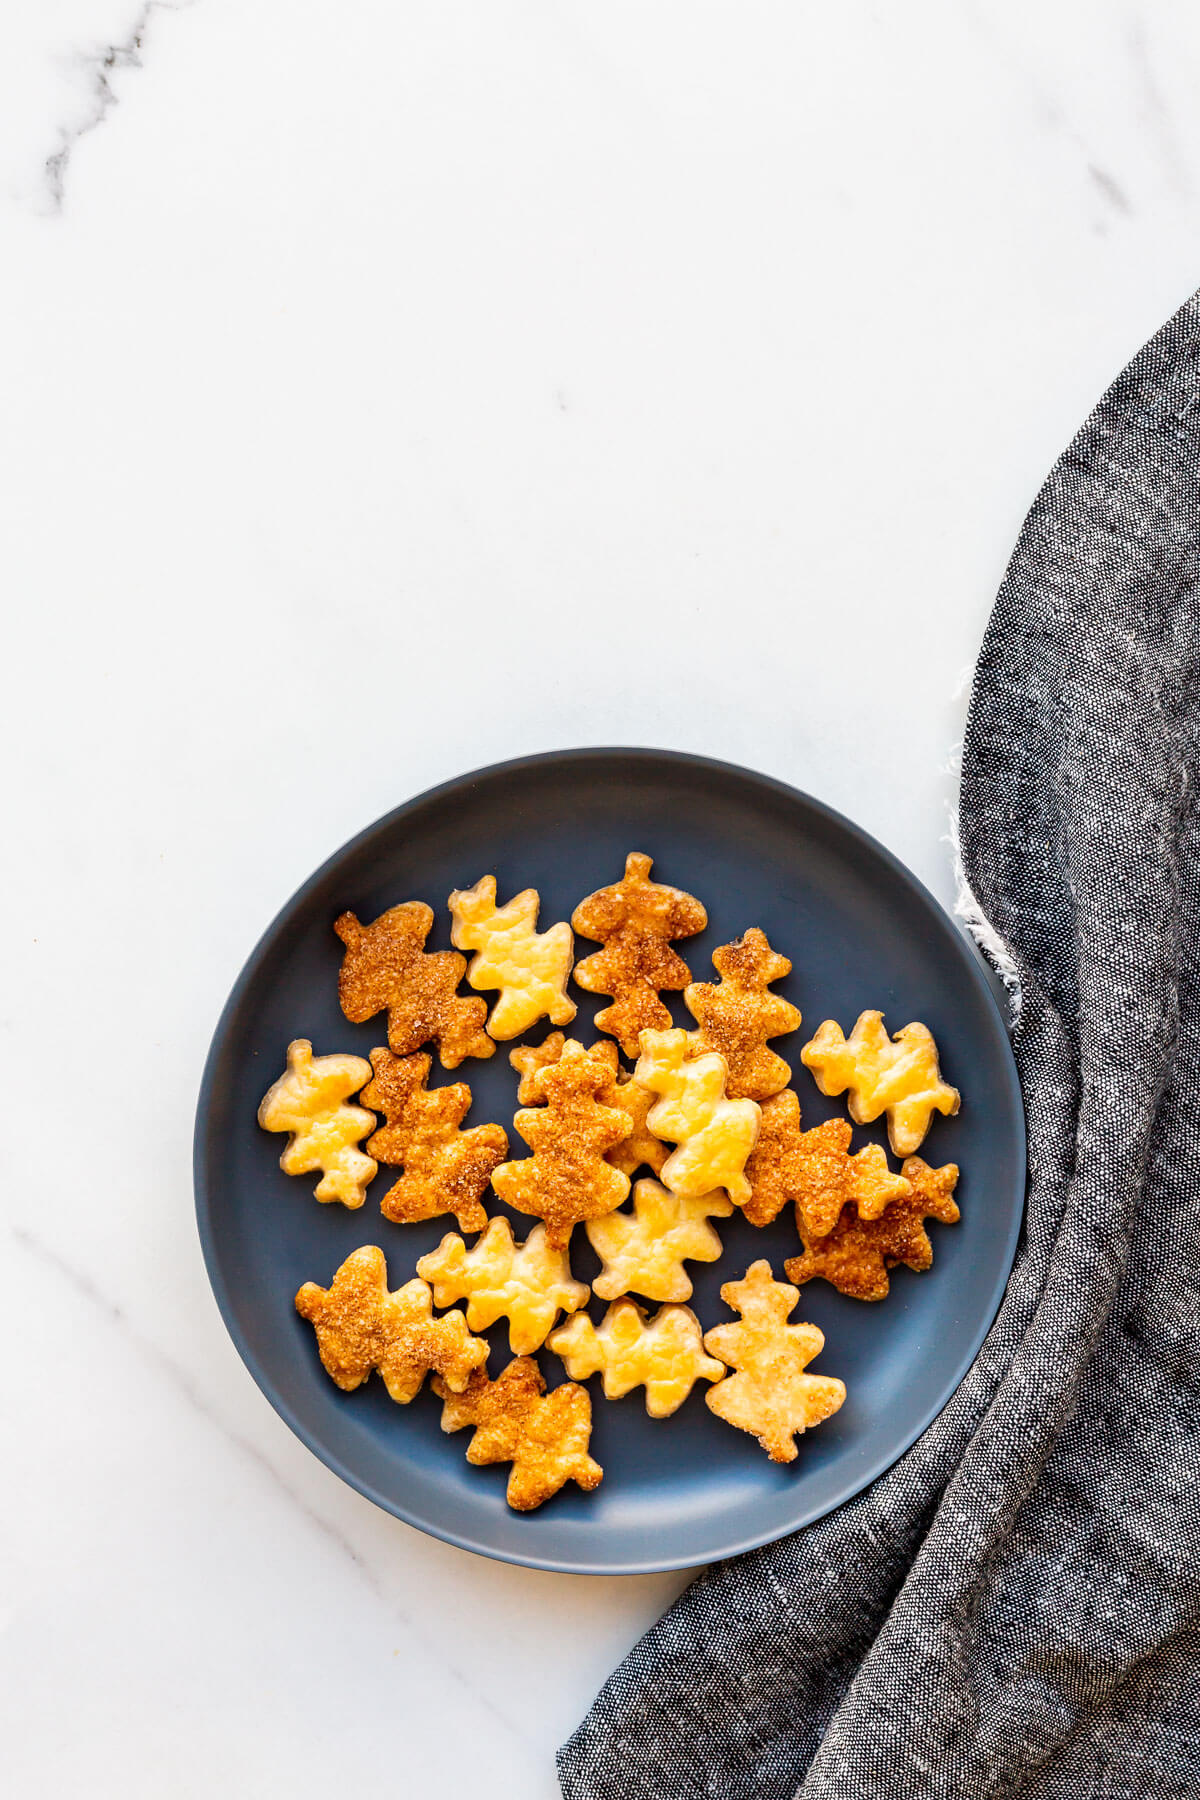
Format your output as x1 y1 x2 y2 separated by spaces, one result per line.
196 753 1024 1573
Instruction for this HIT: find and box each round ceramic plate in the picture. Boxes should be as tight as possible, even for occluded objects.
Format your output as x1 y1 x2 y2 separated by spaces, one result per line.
195 749 1024 1574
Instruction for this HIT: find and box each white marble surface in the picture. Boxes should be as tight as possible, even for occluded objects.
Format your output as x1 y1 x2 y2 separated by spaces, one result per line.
6 3 1200 1793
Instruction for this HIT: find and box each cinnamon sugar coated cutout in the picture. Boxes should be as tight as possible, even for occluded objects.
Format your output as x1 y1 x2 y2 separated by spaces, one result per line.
257 1039 377 1207
448 875 575 1039
605 1070 669 1178
741 1091 910 1232
634 1028 761 1202
685 928 802 1101
587 1177 732 1303
491 1038 632 1248
435 1357 603 1510
703 1259 846 1462
417 1216 589 1355
510 1034 667 1177
571 852 707 1055
509 1033 575 1106
335 902 493 1069
362 1048 507 1233
295 1246 488 1403
801 1010 959 1156
785 1157 960 1301
549 1299 726 1418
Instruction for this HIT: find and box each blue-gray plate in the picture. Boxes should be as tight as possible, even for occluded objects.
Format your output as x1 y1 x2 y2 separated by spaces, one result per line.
194 749 1024 1575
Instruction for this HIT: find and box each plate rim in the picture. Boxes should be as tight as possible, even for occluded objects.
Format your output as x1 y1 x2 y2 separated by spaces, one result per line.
193 746 1025 1575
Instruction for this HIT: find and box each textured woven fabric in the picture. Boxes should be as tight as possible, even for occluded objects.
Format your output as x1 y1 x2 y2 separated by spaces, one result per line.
558 293 1200 1800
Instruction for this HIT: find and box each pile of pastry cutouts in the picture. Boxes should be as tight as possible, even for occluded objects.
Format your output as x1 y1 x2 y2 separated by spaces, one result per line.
260 853 961 1511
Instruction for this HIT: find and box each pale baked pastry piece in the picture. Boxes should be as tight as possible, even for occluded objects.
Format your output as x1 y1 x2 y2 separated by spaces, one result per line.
800 1010 959 1156
491 1038 632 1248
435 1357 603 1510
448 875 575 1039
294 1246 488 1403
571 852 707 1056
257 1038 377 1207
740 1090 910 1232
586 1177 732 1303
703 1259 846 1462
417 1215 589 1355
549 1299 726 1418
510 1034 667 1177
335 901 493 1069
634 1028 760 1203
684 928 801 1101
785 1156 960 1301
362 1048 506 1233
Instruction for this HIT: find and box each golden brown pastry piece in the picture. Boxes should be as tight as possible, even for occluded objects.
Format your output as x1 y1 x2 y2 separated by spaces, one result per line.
448 875 576 1038
294 1245 488 1403
604 1069 669 1179
549 1299 725 1419
571 852 707 1056
257 1039 377 1207
740 1090 910 1232
417 1216 589 1356
434 1357 603 1510
684 928 802 1101
785 1157 961 1301
335 902 493 1070
491 1039 633 1248
510 1034 666 1177
703 1259 845 1462
509 1032 575 1105
800 1010 959 1156
361 1048 507 1233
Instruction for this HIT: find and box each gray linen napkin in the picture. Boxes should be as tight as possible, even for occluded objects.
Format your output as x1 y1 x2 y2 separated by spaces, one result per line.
558 291 1200 1800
